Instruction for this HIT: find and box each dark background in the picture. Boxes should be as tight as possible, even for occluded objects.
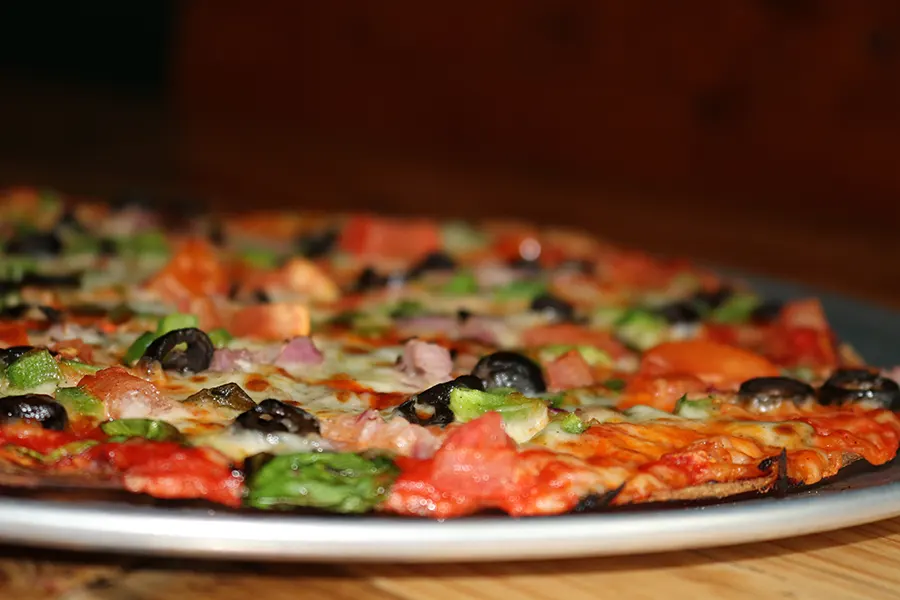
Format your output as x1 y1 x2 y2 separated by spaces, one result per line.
0 1 898 306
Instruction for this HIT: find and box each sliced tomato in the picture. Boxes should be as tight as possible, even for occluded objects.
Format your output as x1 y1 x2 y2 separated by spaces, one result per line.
545 350 594 391
779 298 830 331
604 251 685 289
0 424 83 454
236 258 339 303
618 373 708 412
340 215 440 260
384 413 520 518
639 340 779 389
50 338 94 362
78 367 168 420
93 441 243 507
144 238 229 303
0 322 29 346
521 323 628 358
229 303 310 340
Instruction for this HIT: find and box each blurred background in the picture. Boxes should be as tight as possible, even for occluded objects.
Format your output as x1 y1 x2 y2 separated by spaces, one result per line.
0 1 898 306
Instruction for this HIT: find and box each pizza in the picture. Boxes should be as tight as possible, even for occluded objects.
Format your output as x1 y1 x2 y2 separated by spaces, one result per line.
1 186 898 519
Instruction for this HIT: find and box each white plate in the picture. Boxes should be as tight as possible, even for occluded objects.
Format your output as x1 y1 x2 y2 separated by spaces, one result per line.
0 462 898 562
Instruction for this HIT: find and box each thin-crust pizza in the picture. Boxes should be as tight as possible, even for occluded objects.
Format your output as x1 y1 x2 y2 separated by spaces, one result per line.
0 187 898 518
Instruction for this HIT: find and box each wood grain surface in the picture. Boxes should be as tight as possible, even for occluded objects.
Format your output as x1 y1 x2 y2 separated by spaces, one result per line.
2 517 900 599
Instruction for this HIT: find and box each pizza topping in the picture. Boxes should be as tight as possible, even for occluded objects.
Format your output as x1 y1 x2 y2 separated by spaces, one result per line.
397 339 453 382
395 375 484 427
614 308 670 351
141 327 215 374
407 251 457 279
545 350 594 391
737 376 815 412
449 388 549 443
529 293 576 322
274 336 324 368
101 418 184 442
639 340 780 388
229 303 310 341
4 348 62 390
78 367 174 420
819 368 900 410
0 394 68 430
234 398 320 435
244 451 399 513
54 386 104 418
183 382 256 412
472 351 547 395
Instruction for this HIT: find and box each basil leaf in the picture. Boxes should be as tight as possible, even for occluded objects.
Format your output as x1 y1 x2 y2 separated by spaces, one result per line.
245 452 399 513
101 418 184 443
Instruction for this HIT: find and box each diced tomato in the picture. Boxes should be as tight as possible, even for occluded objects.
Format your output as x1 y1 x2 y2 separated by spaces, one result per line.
78 367 168 420
618 373 708 412
144 238 229 303
604 251 684 289
779 298 830 331
545 350 594 390
92 441 243 507
639 340 779 389
385 413 520 518
521 323 629 358
50 338 94 362
0 424 83 454
187 296 227 331
236 258 339 303
340 215 440 260
0 322 29 346
229 303 310 340
766 326 838 369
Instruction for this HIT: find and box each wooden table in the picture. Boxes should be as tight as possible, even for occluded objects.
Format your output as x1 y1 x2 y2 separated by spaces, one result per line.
2 517 900 600
2 78 900 600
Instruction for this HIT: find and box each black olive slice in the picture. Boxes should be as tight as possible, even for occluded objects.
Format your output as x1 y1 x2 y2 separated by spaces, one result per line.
296 228 338 259
407 251 457 279
750 300 783 323
396 375 485 427
21 271 83 289
141 327 214 374
818 369 900 410
692 287 733 311
37 305 63 323
738 377 815 412
530 293 575 322
353 267 389 293
570 483 625 513
0 394 68 431
234 399 320 435
0 304 30 319
0 346 36 366
556 258 595 275
4 231 62 256
472 351 546 395
656 301 702 325
508 257 542 273
97 238 119 256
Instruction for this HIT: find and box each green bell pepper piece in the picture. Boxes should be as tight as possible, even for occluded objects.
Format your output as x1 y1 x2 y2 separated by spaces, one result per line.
156 313 199 336
207 328 233 348
6 349 62 389
101 418 184 443
123 331 156 366
55 387 104 418
442 270 478 295
245 452 399 513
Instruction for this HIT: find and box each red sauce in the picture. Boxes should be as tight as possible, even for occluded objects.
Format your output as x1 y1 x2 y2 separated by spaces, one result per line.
245 377 269 392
